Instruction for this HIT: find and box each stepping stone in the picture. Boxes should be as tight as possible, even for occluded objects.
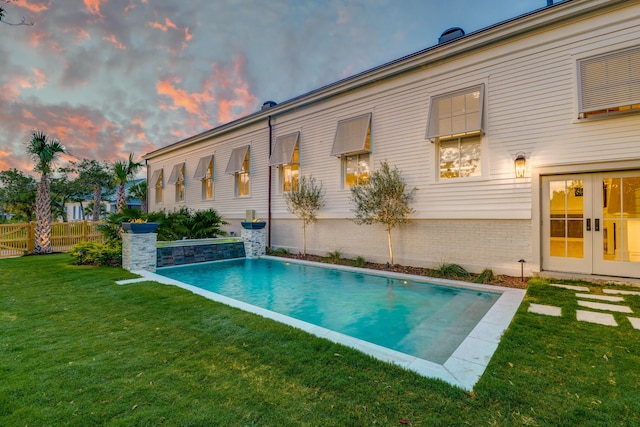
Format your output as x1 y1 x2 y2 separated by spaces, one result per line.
550 284 590 292
603 289 640 296
575 293 624 302
627 317 640 330
529 303 562 317
577 300 633 313
577 310 617 326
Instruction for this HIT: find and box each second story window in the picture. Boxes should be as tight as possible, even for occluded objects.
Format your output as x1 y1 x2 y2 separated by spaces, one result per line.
194 155 214 200
167 162 185 202
150 169 163 204
578 46 640 119
427 85 485 180
225 145 250 197
269 132 300 192
330 113 372 187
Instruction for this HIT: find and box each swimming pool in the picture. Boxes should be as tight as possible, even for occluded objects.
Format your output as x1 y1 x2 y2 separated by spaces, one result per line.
128 256 525 390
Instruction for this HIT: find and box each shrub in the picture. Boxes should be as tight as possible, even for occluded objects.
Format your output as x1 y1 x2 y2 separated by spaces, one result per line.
354 256 366 268
433 262 470 279
474 268 498 284
69 240 122 266
324 250 342 264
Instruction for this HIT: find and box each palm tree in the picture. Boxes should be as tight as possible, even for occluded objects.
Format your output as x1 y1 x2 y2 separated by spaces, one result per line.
128 180 148 213
113 153 142 213
25 130 66 254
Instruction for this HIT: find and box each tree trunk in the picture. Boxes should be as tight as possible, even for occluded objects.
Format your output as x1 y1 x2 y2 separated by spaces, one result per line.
34 176 52 254
116 182 126 213
92 187 101 222
302 221 307 255
387 225 393 265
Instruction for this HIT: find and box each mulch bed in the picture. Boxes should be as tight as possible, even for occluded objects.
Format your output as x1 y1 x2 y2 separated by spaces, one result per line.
269 252 529 289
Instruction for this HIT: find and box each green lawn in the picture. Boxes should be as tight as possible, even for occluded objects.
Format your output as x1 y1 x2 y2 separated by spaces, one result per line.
1 254 639 426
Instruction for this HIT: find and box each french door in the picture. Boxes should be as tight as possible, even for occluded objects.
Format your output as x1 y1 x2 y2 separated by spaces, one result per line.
542 172 640 278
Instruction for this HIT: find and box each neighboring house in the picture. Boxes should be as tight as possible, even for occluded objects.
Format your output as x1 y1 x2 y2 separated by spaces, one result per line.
66 178 145 221
143 0 640 279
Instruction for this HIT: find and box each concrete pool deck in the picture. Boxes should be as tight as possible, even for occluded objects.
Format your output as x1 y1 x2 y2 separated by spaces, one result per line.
117 256 525 391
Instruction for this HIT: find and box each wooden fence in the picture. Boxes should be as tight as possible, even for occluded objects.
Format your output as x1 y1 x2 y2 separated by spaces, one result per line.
0 221 104 258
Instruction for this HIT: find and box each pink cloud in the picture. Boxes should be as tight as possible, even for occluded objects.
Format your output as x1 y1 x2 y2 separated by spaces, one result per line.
12 0 51 13
103 34 126 49
83 0 106 16
148 17 178 32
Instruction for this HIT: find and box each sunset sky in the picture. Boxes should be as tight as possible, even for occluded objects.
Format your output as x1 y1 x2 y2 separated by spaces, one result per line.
1 0 551 176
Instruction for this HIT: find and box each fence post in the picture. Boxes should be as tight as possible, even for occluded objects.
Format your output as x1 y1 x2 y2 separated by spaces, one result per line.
26 222 35 255
82 220 88 242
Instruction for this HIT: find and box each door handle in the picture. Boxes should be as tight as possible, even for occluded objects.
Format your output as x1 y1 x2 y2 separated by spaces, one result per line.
595 218 600 232
586 218 591 231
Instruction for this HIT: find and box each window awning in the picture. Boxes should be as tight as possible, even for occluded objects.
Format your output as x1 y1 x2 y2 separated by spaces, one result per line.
150 169 163 188
193 155 213 180
269 132 299 166
579 46 640 113
167 163 185 185
330 113 371 156
426 84 484 140
225 145 250 174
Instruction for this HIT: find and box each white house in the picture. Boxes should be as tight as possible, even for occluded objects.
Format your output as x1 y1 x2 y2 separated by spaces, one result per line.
143 0 640 279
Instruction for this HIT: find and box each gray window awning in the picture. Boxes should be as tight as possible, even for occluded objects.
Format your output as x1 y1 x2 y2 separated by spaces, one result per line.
167 163 185 185
225 145 250 174
150 169 163 188
193 155 213 180
330 113 371 156
426 84 484 140
269 132 299 166
579 46 640 113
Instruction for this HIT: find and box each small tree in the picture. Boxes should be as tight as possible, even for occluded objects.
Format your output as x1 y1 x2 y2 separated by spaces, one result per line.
113 153 142 213
71 159 113 222
128 180 147 213
283 175 325 256
350 161 416 265
25 130 66 254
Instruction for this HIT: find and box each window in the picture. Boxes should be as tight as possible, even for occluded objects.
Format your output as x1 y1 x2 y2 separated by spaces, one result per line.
225 145 250 197
427 85 484 140
167 163 185 202
269 132 299 192
427 85 484 180
331 113 371 187
150 169 163 204
194 155 214 199
438 135 481 179
578 46 640 118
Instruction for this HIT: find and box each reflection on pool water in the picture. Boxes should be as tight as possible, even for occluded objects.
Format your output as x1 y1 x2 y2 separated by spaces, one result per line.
156 257 500 365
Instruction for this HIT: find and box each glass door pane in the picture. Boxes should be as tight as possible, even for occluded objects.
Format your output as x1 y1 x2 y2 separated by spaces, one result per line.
601 176 640 263
549 179 584 258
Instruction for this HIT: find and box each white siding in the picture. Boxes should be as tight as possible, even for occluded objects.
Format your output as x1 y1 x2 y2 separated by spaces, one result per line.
144 1 640 272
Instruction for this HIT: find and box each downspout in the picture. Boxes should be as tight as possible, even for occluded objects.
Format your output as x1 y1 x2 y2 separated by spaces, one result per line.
267 115 273 247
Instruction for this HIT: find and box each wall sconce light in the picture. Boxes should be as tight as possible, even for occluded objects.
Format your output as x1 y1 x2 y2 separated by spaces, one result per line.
514 152 526 178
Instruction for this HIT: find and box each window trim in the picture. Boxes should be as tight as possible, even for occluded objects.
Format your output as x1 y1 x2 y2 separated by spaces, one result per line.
330 113 372 157
578 46 640 117
426 84 485 141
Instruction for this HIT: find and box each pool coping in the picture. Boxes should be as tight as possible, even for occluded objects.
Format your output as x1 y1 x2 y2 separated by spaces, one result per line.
119 256 525 391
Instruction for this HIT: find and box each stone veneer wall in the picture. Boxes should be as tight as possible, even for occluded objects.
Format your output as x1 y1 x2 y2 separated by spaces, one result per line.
122 233 157 272
156 241 246 267
241 228 266 258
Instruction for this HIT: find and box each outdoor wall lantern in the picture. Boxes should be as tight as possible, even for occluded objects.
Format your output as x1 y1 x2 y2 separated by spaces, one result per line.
514 152 527 178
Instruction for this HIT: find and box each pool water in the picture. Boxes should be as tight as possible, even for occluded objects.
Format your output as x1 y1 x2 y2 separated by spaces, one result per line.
156 258 501 365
